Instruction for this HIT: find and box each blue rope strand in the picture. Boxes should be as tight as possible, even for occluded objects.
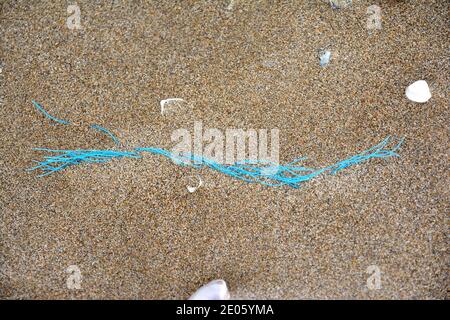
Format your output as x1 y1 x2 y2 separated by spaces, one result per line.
30 137 404 188
90 124 120 145
32 100 70 125
32 100 119 145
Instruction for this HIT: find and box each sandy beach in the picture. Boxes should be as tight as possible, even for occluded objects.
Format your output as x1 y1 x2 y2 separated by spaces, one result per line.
0 0 448 299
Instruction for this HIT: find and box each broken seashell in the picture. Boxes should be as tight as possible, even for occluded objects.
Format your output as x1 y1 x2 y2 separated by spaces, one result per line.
405 80 431 103
188 279 230 300
160 98 186 115
319 50 331 67
326 0 352 9
187 175 203 193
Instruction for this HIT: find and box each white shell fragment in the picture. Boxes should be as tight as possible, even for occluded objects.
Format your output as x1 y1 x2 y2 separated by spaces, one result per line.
319 50 331 67
326 0 352 9
405 80 431 103
226 0 235 11
160 98 185 114
188 279 230 300
187 175 203 193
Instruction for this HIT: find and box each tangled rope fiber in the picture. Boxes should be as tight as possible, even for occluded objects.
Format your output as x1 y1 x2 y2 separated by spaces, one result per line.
29 100 403 188
29 137 403 188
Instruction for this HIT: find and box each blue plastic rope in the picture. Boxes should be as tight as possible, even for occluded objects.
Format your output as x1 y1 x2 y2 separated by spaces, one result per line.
29 136 404 188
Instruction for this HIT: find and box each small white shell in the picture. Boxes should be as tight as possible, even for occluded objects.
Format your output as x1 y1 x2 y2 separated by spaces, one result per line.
160 98 185 114
319 50 331 67
187 175 203 193
405 80 431 103
188 279 230 300
327 0 352 9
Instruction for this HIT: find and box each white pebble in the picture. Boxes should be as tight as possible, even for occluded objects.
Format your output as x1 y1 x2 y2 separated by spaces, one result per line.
188 279 230 300
405 80 431 103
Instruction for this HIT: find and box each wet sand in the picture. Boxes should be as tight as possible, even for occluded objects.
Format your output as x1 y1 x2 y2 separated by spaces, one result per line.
0 1 448 299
